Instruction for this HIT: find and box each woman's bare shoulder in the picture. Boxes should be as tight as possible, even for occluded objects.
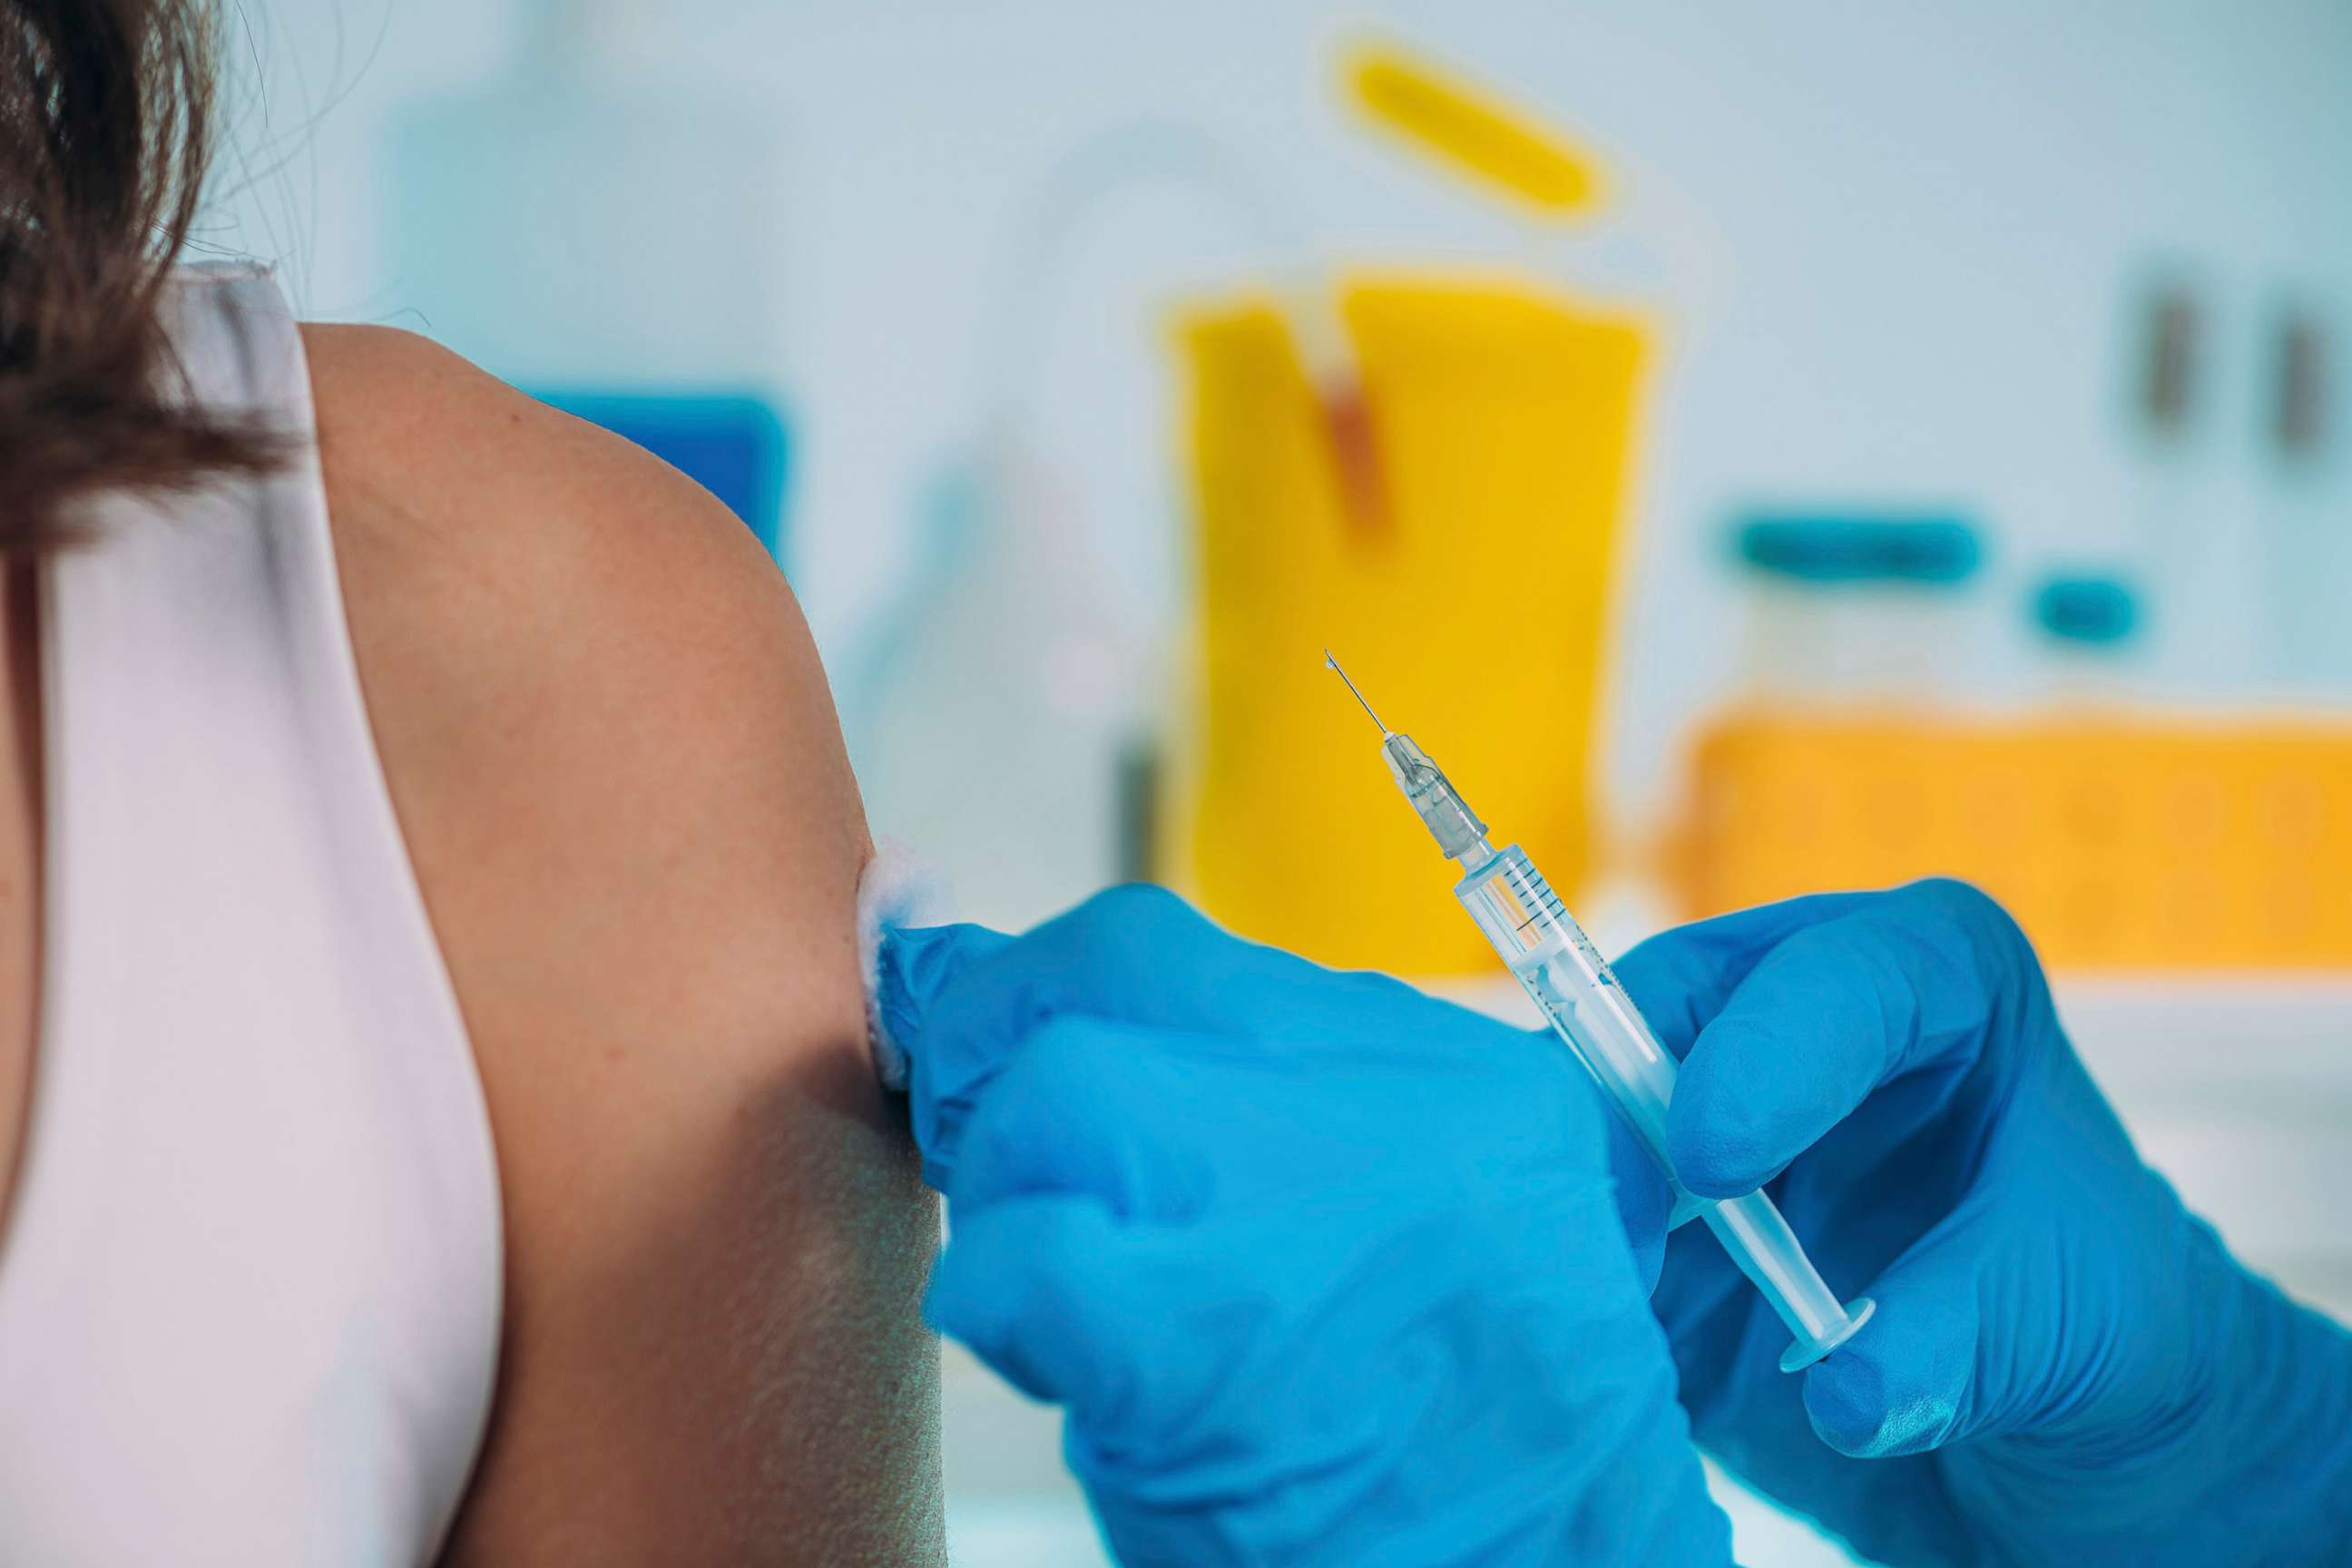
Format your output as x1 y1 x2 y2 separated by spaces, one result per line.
299 324 945 1565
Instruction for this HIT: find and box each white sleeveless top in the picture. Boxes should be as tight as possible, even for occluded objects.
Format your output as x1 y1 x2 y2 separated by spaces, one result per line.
0 267 504 1564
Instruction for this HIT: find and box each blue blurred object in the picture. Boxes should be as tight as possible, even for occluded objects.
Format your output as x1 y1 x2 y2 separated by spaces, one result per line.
534 391 790 557
2031 573 2141 645
877 887 1729 1568
1733 513 1983 585
1613 880 2352 1568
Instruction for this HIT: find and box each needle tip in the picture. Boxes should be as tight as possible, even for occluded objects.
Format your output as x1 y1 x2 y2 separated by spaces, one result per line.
1322 648 1388 735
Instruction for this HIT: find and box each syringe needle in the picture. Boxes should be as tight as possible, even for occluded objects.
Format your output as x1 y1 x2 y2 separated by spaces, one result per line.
1323 650 1390 736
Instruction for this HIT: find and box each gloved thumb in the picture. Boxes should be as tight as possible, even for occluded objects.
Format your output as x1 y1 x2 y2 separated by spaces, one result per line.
873 921 1021 1193
873 921 1011 1083
1801 1211 1989 1458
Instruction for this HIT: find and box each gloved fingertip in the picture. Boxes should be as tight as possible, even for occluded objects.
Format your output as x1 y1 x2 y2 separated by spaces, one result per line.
874 922 995 1073
1800 1317 1965 1459
1663 1045 1789 1199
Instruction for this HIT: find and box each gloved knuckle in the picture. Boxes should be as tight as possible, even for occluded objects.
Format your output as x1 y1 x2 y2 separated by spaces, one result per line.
1078 880 1198 935
1899 875 1984 916
1895 877 1992 940
953 1102 1027 1195
936 970 1062 1066
1608 929 1691 1000
1021 1011 1115 1076
1903 877 2034 964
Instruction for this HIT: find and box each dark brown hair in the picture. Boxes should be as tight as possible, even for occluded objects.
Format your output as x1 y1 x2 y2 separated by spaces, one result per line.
3 0 278 551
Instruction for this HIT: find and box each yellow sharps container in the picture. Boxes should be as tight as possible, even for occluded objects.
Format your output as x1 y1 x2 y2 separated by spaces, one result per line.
1166 275 1650 975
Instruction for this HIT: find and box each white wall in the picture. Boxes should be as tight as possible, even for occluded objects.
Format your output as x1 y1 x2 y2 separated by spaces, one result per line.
217 0 2352 826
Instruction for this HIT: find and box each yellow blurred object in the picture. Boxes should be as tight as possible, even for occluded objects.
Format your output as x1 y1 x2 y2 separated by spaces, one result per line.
1677 710 2352 970
1167 277 1650 974
1342 41 1604 217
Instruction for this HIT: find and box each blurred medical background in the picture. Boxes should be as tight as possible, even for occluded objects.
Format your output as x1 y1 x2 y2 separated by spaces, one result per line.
211 1 2350 1562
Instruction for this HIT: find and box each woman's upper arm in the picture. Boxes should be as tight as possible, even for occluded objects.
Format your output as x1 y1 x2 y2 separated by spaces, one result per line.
302 326 944 1565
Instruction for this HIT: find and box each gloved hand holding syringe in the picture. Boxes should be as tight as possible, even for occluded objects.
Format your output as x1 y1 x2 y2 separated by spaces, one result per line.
1327 652 1874 1371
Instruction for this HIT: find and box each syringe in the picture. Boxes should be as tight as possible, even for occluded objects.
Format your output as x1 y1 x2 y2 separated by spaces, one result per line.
1327 653 1873 1372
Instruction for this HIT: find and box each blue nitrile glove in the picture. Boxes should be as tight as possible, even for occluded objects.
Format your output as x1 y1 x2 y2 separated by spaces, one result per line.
1610 878 2352 1567
877 884 1730 1568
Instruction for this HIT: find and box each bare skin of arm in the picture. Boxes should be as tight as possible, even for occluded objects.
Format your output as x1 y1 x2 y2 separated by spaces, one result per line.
301 326 944 1565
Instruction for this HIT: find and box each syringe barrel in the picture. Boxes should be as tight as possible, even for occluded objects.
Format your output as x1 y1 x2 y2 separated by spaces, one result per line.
1701 1191 1855 1348
1453 843 1872 1369
1454 845 1689 1204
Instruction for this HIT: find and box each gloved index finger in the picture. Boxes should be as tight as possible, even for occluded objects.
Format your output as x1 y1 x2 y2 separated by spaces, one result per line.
1662 880 2023 1199
879 885 1279 1196
875 920 1013 1076
877 888 1275 1191
908 882 1441 1054
875 920 1019 1189
1612 887 1884 1060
